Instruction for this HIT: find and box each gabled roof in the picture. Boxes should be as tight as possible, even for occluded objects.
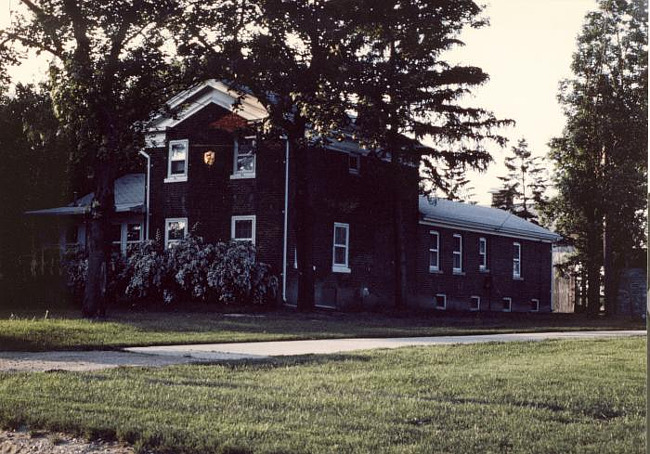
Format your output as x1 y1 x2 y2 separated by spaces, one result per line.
419 196 561 243
148 80 268 132
26 174 145 216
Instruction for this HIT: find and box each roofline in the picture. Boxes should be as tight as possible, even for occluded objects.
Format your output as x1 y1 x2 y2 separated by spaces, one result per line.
419 217 560 243
26 203 144 216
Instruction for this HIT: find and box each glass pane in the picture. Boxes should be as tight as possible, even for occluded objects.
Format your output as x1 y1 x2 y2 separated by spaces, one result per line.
171 159 185 175
334 226 347 245
239 138 256 155
334 246 347 265
453 253 461 269
235 220 253 239
110 224 122 243
513 244 520 258
431 234 438 250
454 235 461 251
171 142 187 160
479 239 485 254
236 155 255 172
429 251 438 268
513 261 520 276
127 224 141 242
168 221 185 240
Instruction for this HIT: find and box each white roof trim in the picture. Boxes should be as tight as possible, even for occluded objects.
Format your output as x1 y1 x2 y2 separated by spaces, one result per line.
150 80 268 131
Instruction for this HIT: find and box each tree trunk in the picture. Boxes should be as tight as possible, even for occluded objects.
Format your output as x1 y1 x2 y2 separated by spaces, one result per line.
82 160 115 318
602 214 617 316
293 137 315 311
391 154 407 310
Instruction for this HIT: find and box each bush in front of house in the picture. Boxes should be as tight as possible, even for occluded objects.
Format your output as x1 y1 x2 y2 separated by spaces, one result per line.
121 235 278 306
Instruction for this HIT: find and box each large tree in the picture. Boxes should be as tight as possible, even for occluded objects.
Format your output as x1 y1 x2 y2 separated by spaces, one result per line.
492 138 548 224
546 0 647 314
177 0 357 311
347 0 511 307
0 0 192 316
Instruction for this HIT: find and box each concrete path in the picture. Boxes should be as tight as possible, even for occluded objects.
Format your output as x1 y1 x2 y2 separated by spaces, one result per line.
125 330 646 361
0 331 644 372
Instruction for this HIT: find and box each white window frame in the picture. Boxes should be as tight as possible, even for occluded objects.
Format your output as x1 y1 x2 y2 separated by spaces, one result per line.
531 299 540 312
165 217 188 249
231 135 257 179
513 242 521 278
111 222 144 255
429 231 440 272
348 154 360 175
332 222 350 273
435 293 447 310
479 237 487 271
452 234 463 273
231 215 256 244
470 296 481 312
165 139 189 182
503 297 512 312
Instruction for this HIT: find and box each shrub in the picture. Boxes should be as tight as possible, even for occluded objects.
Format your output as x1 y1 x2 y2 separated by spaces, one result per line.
62 235 279 307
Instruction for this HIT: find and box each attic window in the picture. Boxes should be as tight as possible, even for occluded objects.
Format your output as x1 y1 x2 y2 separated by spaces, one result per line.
166 140 188 182
232 136 256 179
349 154 360 175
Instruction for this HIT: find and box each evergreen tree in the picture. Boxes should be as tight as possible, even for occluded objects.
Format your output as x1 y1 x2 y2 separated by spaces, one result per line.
347 0 512 307
421 160 477 204
545 0 647 314
492 138 548 224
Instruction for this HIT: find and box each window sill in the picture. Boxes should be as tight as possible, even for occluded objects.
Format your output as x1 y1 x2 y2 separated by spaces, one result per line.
452 270 465 276
230 173 256 180
332 265 351 274
428 268 443 274
479 268 490 273
513 276 524 281
164 176 187 183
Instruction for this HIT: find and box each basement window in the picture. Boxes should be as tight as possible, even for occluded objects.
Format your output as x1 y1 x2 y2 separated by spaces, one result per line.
530 299 540 312
469 296 480 311
435 294 446 310
502 297 512 312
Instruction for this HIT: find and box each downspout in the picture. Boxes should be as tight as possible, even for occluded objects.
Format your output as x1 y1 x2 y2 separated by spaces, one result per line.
138 149 151 240
282 137 289 302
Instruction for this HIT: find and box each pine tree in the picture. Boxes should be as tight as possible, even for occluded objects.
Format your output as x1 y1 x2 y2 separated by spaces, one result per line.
492 138 548 224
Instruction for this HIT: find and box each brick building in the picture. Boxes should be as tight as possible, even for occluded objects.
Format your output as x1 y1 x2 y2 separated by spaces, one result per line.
27 80 560 311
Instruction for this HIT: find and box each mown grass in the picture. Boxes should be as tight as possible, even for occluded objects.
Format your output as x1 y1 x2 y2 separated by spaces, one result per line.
0 307 644 351
0 337 645 453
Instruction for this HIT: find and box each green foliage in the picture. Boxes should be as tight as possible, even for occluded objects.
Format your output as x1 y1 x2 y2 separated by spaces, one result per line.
492 138 549 224
0 338 644 453
120 236 278 306
545 0 648 311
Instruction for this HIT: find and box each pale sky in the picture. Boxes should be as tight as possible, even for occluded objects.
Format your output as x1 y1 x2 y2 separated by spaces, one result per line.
0 0 598 205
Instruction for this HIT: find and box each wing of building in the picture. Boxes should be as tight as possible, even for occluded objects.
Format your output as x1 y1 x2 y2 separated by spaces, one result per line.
26 81 561 313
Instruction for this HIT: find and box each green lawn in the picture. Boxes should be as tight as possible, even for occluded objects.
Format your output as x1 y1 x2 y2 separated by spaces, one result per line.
0 308 644 351
0 337 645 453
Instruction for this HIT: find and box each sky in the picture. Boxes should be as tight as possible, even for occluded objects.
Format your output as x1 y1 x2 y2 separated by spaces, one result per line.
0 0 599 205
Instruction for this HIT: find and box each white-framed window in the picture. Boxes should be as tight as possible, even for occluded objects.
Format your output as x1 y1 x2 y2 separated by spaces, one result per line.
110 222 143 255
470 296 480 311
332 222 350 273
453 234 463 273
513 242 521 278
531 299 540 312
503 297 512 312
435 293 446 310
232 135 256 178
349 154 360 175
429 231 440 272
479 237 487 271
166 139 189 182
231 215 256 244
165 218 187 249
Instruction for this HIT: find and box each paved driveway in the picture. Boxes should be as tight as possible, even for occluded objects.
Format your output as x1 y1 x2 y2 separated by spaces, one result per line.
126 330 646 361
0 330 644 372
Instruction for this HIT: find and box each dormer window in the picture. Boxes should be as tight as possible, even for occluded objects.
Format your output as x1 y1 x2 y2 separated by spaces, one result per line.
232 136 256 179
349 154 360 175
165 139 188 182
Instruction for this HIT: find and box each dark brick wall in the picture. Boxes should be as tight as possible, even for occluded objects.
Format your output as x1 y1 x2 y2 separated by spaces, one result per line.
285 147 419 309
148 104 285 274
413 223 553 312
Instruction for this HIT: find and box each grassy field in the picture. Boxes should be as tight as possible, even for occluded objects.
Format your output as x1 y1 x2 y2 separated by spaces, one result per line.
0 337 645 453
0 307 644 351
